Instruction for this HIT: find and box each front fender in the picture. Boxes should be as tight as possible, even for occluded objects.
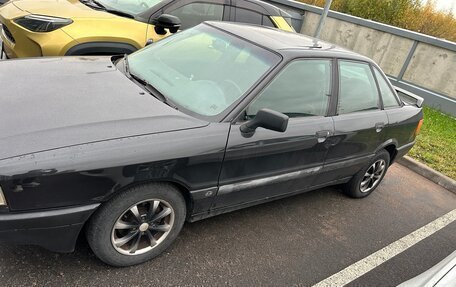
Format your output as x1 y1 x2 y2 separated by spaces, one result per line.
61 17 148 53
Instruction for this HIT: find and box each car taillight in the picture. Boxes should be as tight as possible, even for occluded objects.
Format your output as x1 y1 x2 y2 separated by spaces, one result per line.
415 119 424 136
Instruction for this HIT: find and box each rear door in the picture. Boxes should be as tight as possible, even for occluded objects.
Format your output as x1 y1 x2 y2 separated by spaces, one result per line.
213 59 334 210
372 67 417 147
315 60 388 185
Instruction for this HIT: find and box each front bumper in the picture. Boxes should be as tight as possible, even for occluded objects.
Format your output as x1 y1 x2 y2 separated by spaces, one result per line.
0 1 76 58
0 203 99 252
0 22 76 58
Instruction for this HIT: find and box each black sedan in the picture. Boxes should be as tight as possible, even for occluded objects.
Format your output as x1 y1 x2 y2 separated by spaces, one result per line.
0 22 423 266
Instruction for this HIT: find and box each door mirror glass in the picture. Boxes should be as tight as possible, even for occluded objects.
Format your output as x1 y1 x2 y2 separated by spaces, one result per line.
151 14 181 35
240 108 289 135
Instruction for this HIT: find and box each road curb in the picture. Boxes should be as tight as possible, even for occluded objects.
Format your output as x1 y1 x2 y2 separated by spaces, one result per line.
397 156 456 194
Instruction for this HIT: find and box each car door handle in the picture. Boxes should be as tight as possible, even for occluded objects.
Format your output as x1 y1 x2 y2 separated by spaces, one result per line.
375 122 385 133
316 130 331 143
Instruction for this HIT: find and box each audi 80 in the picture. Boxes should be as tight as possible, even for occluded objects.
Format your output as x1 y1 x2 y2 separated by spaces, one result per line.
0 22 423 266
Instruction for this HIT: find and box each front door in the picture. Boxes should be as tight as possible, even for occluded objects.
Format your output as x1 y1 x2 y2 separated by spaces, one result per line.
213 59 335 210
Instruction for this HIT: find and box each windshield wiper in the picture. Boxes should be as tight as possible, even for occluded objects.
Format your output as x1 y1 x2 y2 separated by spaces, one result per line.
83 0 135 19
124 56 178 110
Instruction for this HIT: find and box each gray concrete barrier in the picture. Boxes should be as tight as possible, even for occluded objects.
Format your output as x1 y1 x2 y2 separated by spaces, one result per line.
268 0 456 116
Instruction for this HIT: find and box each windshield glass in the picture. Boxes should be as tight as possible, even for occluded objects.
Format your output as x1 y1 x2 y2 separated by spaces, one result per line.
96 0 164 15
128 25 280 117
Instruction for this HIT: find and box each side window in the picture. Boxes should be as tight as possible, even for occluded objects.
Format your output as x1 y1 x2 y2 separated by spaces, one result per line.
168 3 223 30
374 68 400 108
247 60 332 119
262 15 275 28
338 61 380 114
234 8 262 26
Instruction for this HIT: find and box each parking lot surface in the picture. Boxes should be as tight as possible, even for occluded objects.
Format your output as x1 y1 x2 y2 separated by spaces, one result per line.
0 163 455 286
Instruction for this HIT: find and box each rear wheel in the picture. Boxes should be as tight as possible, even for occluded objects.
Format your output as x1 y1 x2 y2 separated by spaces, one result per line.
343 149 390 198
86 183 186 267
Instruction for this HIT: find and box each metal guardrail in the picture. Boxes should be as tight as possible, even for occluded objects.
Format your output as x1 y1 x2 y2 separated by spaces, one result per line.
271 0 456 52
267 0 456 116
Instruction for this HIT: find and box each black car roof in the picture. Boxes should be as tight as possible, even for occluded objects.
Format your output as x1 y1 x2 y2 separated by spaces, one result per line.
206 21 371 62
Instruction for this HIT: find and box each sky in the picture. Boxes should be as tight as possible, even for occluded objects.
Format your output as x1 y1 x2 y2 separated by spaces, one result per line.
423 0 456 13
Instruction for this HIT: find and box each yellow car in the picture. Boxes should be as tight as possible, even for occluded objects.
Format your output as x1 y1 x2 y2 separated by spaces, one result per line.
0 0 294 58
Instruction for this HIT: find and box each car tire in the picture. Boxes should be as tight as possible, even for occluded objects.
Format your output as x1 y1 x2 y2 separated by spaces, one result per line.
86 183 186 267
343 149 390 198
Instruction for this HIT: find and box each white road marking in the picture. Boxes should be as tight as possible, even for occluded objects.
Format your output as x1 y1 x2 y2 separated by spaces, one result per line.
312 208 456 287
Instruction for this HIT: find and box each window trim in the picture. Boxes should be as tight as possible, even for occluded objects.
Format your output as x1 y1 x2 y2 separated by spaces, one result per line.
328 57 338 116
369 63 384 110
335 59 383 116
371 65 403 110
234 57 335 123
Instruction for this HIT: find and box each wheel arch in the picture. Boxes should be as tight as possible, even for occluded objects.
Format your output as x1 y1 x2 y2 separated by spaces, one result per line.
64 42 138 56
102 179 194 217
384 145 398 165
80 179 194 241
376 139 399 165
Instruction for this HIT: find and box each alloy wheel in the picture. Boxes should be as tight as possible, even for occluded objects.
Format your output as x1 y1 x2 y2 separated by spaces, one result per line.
360 159 386 193
111 199 175 255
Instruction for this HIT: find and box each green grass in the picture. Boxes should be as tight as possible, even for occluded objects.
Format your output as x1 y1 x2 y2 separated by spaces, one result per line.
408 106 456 180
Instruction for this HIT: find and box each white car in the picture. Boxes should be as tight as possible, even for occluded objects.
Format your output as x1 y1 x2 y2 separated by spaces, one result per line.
399 250 456 287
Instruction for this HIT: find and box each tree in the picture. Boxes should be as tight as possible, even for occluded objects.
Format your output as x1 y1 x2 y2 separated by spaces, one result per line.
300 0 456 41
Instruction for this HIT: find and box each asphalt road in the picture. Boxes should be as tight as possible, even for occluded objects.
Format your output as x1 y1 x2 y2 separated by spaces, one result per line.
0 163 455 286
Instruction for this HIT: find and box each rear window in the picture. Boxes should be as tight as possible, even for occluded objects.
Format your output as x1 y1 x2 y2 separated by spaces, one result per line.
373 68 400 108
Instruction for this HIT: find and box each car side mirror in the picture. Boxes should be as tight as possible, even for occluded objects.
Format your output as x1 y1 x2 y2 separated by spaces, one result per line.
151 14 181 35
240 108 289 135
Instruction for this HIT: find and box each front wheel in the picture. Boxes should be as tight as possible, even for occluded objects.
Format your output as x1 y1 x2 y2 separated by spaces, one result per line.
343 149 390 198
86 183 186 267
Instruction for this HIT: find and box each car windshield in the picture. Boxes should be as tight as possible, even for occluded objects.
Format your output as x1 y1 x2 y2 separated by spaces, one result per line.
127 24 280 117
96 0 164 15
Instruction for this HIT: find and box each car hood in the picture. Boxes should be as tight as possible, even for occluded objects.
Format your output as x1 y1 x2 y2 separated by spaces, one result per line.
0 57 208 160
9 0 115 19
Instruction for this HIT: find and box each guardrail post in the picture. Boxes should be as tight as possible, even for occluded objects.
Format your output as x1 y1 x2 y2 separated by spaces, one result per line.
397 40 419 81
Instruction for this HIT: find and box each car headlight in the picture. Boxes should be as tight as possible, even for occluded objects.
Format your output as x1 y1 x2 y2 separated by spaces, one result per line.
15 15 73 32
0 186 6 206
